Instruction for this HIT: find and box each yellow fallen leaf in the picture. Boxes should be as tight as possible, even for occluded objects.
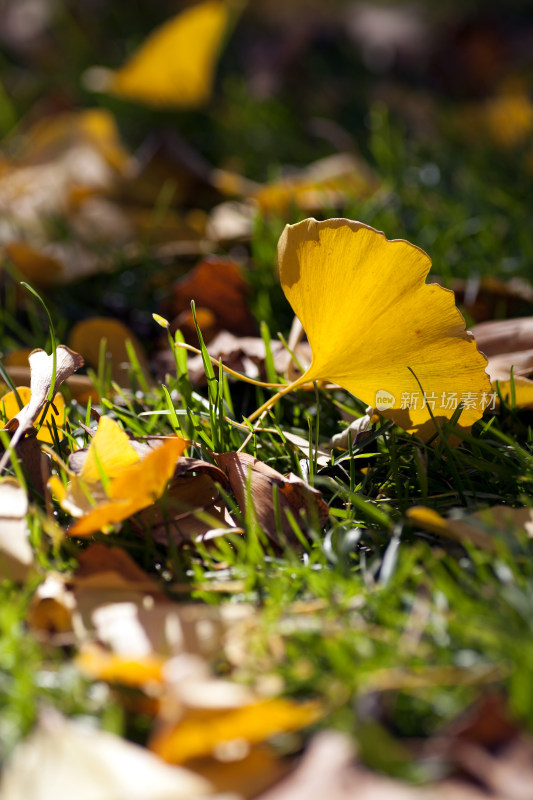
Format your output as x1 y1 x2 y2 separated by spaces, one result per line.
4 242 63 286
80 415 140 483
49 417 187 536
267 218 491 441
68 317 151 388
407 504 533 551
104 0 230 108
150 697 322 764
76 644 165 687
254 153 379 216
495 376 533 409
1 386 66 443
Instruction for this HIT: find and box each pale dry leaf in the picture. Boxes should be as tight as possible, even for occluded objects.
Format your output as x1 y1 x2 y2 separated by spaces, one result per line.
27 573 77 641
279 431 331 468
255 730 495 800
0 478 34 582
0 710 223 800
254 152 379 216
3 345 84 438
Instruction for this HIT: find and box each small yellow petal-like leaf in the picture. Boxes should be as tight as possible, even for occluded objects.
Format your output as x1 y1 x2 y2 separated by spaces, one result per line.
106 0 229 108
1 386 66 443
68 435 187 537
279 218 491 440
150 697 322 764
80 416 140 484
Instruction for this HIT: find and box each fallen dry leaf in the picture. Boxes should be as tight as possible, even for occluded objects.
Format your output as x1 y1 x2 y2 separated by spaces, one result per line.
215 452 329 546
472 317 533 359
48 416 187 536
0 478 34 582
254 152 379 216
0 346 84 476
181 330 311 386
137 472 237 547
2 346 83 439
150 695 321 765
74 542 163 593
407 504 533 551
1 386 66 443
165 257 257 342
275 218 491 441
0 109 130 284
27 573 77 640
0 710 219 800
255 730 496 800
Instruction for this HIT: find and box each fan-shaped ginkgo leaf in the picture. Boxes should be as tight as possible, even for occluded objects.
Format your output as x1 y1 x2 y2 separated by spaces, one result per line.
105 0 230 108
276 218 491 440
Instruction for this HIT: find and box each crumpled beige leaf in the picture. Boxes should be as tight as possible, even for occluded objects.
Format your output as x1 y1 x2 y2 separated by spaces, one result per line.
3 346 83 437
0 346 84 475
0 711 221 800
0 478 34 582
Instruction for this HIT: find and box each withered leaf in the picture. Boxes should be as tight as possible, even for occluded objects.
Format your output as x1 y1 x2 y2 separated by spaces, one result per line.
0 346 84 477
3 346 84 438
166 257 257 341
0 478 34 582
214 452 329 546
0 711 214 800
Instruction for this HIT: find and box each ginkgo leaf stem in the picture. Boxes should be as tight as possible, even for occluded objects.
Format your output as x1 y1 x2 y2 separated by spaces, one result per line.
246 378 307 423
174 340 287 388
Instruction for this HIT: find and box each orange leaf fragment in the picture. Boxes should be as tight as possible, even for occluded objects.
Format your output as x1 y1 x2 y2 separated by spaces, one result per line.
150 697 322 764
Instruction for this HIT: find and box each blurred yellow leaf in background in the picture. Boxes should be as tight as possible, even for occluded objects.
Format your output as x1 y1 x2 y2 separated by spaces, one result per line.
107 0 230 108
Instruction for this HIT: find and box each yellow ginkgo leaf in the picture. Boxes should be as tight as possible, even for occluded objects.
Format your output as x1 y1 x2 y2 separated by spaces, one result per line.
1 386 66 443
105 0 230 108
269 218 491 441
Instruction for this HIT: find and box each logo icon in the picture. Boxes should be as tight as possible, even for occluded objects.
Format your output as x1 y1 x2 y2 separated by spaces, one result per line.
375 389 395 410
